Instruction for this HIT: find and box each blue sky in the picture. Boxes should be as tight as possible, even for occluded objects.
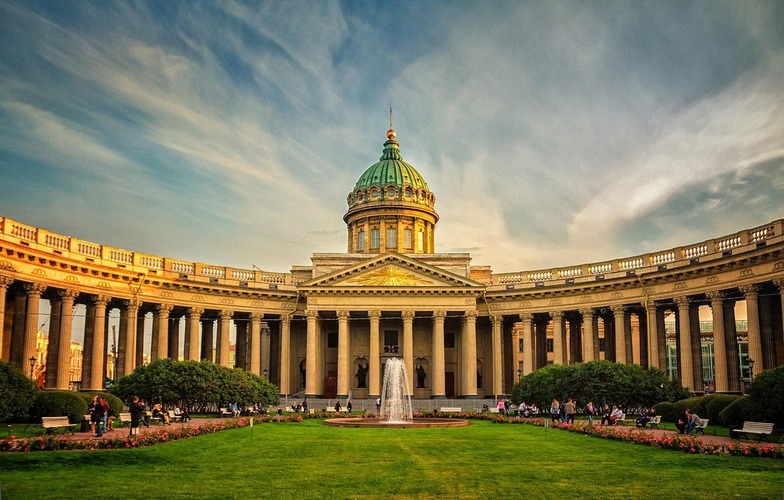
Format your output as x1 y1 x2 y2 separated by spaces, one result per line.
2 0 783 274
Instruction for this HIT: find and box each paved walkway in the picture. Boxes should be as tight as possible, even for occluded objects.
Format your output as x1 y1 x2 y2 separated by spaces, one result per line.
77 417 235 440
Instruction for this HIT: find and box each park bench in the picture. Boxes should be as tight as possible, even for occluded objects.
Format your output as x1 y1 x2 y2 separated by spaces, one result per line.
41 416 75 435
168 411 182 423
117 412 132 427
690 419 709 435
439 407 462 413
647 415 661 429
730 421 774 441
614 414 626 426
218 407 233 417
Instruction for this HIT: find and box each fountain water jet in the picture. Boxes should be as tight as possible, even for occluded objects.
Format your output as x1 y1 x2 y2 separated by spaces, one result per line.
323 357 468 428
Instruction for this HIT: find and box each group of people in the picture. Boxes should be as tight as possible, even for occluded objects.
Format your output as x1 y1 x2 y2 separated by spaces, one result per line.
88 395 113 437
514 401 540 417
549 398 580 424
675 408 705 434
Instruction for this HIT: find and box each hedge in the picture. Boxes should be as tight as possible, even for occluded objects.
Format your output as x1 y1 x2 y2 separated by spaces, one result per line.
30 391 88 424
79 392 124 416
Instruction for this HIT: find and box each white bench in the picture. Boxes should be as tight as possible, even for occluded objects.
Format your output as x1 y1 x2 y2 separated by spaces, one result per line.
690 418 709 434
168 410 182 423
218 407 233 417
731 421 774 440
118 412 132 427
439 407 462 413
614 413 627 426
41 416 75 435
647 415 661 429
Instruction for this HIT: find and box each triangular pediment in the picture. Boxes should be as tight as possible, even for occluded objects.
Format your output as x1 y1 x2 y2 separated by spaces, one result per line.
300 253 482 289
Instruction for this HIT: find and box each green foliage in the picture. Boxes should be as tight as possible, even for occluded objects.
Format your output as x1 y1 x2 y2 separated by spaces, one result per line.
511 360 689 412
705 394 743 425
719 397 752 428
0 361 36 422
112 359 279 411
29 391 88 424
653 402 676 422
79 392 124 415
746 366 784 426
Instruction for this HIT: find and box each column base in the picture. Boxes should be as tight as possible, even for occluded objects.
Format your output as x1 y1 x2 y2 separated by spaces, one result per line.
457 394 478 399
430 395 447 399
336 394 349 399
367 394 380 400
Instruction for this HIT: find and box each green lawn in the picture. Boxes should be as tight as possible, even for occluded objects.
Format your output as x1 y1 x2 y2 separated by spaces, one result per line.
1 419 782 499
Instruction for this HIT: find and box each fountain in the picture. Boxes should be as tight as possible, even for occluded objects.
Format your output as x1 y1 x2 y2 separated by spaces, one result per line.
323 357 469 428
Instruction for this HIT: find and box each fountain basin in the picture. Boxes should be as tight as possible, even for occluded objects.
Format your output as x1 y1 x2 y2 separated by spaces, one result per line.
323 417 470 428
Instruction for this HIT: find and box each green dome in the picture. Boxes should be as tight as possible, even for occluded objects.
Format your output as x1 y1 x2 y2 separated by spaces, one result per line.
353 130 429 192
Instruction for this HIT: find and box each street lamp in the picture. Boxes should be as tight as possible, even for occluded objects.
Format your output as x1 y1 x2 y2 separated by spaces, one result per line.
516 368 522 381
28 356 36 379
748 358 755 382
263 369 268 379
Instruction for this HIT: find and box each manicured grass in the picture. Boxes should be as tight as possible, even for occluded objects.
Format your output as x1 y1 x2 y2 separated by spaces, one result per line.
1 419 783 499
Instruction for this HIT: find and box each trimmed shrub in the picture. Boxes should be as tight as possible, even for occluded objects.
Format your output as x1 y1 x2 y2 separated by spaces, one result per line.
672 396 707 418
30 391 89 424
746 366 784 426
706 394 743 425
652 402 676 422
0 361 35 422
718 397 752 428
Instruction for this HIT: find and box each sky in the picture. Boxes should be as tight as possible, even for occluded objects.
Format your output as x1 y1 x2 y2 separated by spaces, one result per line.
2 0 783 276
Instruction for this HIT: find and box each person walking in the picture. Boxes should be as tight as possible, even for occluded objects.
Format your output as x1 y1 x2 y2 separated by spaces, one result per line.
129 396 145 437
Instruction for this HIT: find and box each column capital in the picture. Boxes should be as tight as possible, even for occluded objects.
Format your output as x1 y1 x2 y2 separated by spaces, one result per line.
610 304 624 315
306 309 319 319
368 310 382 319
550 310 564 320
23 282 47 296
644 302 657 313
433 310 446 319
490 314 502 324
674 296 691 308
706 290 724 303
402 310 415 320
156 303 174 314
739 284 758 299
772 278 784 289
220 309 234 319
251 312 264 322
464 310 477 319
92 294 110 305
337 310 350 319
58 288 79 300
0 275 13 288
188 307 205 317
519 313 532 322
578 308 593 317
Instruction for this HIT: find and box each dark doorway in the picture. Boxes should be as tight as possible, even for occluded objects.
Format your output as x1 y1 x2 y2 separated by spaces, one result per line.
324 370 337 399
445 372 455 399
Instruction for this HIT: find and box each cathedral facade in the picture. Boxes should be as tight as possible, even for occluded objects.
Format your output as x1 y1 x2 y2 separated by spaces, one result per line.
1 128 783 399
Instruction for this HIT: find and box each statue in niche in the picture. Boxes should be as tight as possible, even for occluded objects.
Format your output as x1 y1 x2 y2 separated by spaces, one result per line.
300 362 306 388
416 364 427 388
355 363 368 388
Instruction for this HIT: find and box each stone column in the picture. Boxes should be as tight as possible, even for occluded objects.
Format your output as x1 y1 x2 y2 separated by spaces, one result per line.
168 315 180 361
723 299 740 392
217 310 232 367
201 319 214 362
10 293 26 366
741 285 763 374
646 304 659 368
135 311 146 368
337 310 350 398
305 310 318 397
279 316 291 394
461 311 478 397
551 311 564 365
675 296 694 391
611 305 627 365
86 295 108 391
185 308 203 361
0 277 12 363
235 319 247 369
580 309 595 362
430 310 445 398
53 289 78 389
45 293 63 389
117 299 138 379
261 322 271 378
776 280 784 363
151 304 172 361
520 313 534 374
21 283 46 379
249 313 262 375
402 311 414 395
708 291 728 393
491 315 503 397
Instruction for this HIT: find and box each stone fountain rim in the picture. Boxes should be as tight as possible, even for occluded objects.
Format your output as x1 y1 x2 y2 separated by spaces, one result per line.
322 417 470 428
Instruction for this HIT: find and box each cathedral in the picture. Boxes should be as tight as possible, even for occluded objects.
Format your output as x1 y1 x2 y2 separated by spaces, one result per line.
1 126 783 400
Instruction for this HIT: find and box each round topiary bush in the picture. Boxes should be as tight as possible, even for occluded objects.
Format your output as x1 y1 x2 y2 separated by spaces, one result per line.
718 396 753 428
30 390 89 424
705 394 743 425
0 360 36 422
746 366 784 426
652 402 676 422
79 392 124 415
672 396 707 418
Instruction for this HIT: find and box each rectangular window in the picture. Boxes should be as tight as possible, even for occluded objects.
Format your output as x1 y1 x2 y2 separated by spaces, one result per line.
358 230 365 251
327 331 338 348
444 332 456 349
404 228 413 249
370 228 380 249
417 230 424 251
546 339 554 353
518 338 524 352
386 227 397 248
666 342 678 379
384 330 399 353
598 338 606 353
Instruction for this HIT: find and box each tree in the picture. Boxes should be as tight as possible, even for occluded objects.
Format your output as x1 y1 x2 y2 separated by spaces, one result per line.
511 360 689 412
0 360 35 422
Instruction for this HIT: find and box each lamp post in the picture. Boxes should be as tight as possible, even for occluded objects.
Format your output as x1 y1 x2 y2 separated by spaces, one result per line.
28 356 36 379
516 368 522 381
263 369 268 379
748 358 755 383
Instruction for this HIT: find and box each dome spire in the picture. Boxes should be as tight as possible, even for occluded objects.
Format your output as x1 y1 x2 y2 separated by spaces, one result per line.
387 105 396 140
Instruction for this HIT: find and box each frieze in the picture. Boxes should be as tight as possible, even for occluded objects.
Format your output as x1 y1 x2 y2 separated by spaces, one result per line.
65 275 79 284
489 303 502 310
0 260 14 270
282 302 295 310
96 281 111 289
32 268 46 277
519 301 531 308
190 294 205 302
610 292 622 300
672 282 687 291
705 276 720 285
220 298 235 305
251 300 264 307
548 299 562 306
773 261 784 271
739 269 755 278
160 290 173 298
465 299 474 305
579 295 593 303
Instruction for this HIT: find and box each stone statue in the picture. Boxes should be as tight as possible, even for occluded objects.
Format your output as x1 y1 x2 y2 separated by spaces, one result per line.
416 364 427 388
355 363 368 388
